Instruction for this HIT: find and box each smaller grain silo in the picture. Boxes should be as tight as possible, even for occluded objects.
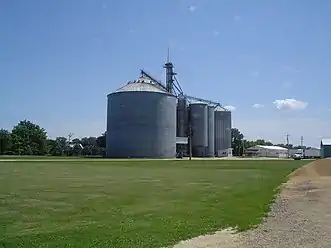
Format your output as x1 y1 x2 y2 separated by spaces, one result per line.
176 96 188 137
207 106 215 157
106 76 177 158
214 107 232 157
189 103 208 157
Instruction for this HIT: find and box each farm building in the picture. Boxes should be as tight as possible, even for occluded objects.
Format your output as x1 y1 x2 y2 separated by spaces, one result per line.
320 139 331 158
245 145 288 158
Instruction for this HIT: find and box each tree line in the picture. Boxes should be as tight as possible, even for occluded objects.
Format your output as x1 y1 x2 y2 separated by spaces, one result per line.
0 120 307 157
0 120 106 156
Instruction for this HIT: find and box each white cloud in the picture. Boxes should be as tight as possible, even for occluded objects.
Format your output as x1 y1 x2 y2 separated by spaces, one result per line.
213 31 219 37
188 5 197 12
234 15 241 21
273 99 308 111
252 103 264 109
224 105 236 111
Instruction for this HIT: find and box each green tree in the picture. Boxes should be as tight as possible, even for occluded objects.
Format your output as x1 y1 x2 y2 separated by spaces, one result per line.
55 137 68 156
96 132 106 149
45 139 57 155
231 128 244 156
11 120 47 155
68 138 83 156
243 140 254 149
81 137 101 156
72 138 81 145
97 133 106 156
244 139 273 149
276 143 293 149
0 129 12 155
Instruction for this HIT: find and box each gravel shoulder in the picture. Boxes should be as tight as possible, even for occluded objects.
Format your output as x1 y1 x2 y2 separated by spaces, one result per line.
240 177 331 248
174 159 331 248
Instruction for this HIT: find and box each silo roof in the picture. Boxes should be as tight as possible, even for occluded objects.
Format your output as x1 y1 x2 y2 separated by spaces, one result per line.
215 106 229 111
190 102 207 105
113 76 171 94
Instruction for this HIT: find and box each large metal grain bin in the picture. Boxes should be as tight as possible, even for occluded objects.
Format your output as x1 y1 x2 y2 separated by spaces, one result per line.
214 107 232 156
106 76 177 158
189 103 208 157
176 96 188 137
207 106 215 157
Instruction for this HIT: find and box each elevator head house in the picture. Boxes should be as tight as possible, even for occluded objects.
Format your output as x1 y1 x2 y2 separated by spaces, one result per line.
320 139 331 158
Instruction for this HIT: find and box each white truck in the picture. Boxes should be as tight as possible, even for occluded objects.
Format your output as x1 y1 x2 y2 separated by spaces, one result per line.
293 153 303 160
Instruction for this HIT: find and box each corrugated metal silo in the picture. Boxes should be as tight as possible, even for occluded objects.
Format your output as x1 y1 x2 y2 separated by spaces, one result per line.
214 107 232 156
207 106 215 157
106 76 177 158
176 97 188 137
189 103 208 157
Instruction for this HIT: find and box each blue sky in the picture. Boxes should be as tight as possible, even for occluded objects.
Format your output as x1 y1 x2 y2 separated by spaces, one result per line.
1 0 330 147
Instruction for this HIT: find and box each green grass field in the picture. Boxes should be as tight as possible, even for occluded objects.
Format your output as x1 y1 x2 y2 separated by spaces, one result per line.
0 159 308 248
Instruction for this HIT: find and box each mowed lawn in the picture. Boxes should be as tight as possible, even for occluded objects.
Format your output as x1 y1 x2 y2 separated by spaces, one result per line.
0 159 307 248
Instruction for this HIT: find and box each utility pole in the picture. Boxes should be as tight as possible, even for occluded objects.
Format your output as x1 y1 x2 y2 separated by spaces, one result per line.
188 125 192 161
301 136 305 158
68 133 74 143
286 133 290 158
67 133 74 156
187 106 193 161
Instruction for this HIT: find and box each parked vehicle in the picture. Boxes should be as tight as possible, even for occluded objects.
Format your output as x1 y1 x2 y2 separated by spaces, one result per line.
293 153 303 160
304 148 321 159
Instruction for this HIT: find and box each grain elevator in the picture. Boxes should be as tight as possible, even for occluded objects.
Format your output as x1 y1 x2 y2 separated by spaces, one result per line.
106 57 232 158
